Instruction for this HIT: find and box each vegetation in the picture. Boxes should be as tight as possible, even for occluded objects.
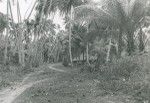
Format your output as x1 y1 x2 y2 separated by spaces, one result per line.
0 0 150 67
0 0 150 103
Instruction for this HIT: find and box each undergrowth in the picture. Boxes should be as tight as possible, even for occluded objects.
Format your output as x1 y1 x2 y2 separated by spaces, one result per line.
80 56 150 103
0 64 34 90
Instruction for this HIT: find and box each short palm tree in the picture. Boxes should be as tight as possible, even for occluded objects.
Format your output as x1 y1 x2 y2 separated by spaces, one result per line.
71 24 87 61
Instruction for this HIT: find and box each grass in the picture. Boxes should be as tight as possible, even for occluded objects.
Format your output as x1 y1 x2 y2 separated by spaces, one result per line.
0 65 34 90
13 72 98 103
1 54 150 103
11 63 140 103
13 72 136 103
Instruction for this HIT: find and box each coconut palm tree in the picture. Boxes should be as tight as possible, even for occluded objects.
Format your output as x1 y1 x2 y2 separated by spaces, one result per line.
74 0 148 56
36 0 85 66
56 0 85 65
71 24 87 61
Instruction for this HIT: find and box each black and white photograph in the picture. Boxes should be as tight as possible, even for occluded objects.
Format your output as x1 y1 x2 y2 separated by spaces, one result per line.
0 0 150 103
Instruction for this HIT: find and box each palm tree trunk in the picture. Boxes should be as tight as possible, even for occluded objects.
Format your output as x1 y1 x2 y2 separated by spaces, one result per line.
127 30 135 55
86 43 90 64
17 0 25 67
18 33 25 67
69 6 73 66
17 0 22 22
118 27 123 57
4 32 8 65
83 50 84 61
139 26 145 52
26 0 37 20
69 26 73 65
4 0 9 65
21 34 25 67
8 0 14 23
106 38 112 63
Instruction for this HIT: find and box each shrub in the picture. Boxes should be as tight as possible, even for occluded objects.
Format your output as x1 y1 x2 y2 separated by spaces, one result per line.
96 73 150 102
62 56 69 67
94 57 150 103
80 63 95 73
97 57 141 81
0 80 10 89
80 57 141 80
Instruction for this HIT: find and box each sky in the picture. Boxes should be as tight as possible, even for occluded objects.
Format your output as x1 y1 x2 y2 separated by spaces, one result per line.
0 0 64 29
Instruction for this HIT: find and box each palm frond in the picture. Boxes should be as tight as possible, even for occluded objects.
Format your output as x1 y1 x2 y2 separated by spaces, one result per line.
74 5 100 22
74 4 120 28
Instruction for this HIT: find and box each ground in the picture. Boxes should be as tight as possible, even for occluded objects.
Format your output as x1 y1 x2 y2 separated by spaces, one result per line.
0 53 150 103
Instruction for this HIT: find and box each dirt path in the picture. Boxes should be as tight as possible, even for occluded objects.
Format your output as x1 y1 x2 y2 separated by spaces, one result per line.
48 63 67 73
0 64 66 103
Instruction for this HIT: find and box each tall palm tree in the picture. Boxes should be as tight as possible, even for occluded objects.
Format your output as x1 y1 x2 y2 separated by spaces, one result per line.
56 0 85 65
36 0 85 65
74 0 148 56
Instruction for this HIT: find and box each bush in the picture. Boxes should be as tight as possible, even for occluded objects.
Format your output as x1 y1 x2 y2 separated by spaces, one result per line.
9 53 19 65
97 57 141 81
93 57 150 103
62 57 69 67
80 63 95 73
0 80 10 89
80 57 141 80
96 73 150 102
